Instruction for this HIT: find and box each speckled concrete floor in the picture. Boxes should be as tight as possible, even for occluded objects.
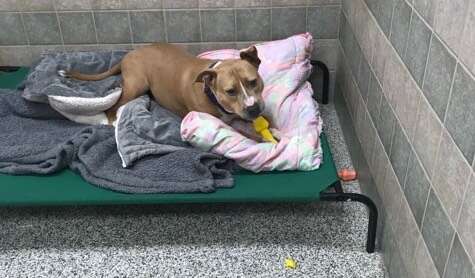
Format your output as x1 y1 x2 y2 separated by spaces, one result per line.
0 103 385 278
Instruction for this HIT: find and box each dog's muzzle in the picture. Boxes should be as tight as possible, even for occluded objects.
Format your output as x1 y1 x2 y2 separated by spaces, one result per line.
246 103 262 119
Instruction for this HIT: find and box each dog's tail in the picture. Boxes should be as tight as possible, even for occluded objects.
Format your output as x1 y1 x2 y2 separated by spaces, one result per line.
58 62 121 81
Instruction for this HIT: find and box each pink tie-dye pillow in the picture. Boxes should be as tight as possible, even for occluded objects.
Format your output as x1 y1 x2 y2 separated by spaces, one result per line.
180 33 323 172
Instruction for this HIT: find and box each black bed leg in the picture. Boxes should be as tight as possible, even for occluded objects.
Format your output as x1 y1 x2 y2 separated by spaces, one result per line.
310 60 330 105
0 66 20 72
320 192 378 253
332 181 344 194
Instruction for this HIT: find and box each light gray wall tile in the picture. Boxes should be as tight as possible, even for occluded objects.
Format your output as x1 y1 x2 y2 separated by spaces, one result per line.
422 36 457 121
382 47 406 109
271 7 306 39
398 76 421 141
381 221 396 269
165 10 200 42
350 0 369 51
457 174 475 262
59 12 97 44
23 13 62 44
432 129 472 223
445 65 475 163
163 0 198 9
234 0 271 7
201 9 235 42
311 39 338 70
459 4 475 77
388 244 411 278
359 108 376 162
370 137 388 193
389 0 411 58
364 0 378 20
371 28 391 84
376 95 396 155
381 165 403 223
421 189 456 276
236 9 271 42
94 12 131 43
404 150 431 227
389 121 411 185
349 43 361 79
0 0 19 11
396 198 421 272
354 92 367 145
54 0 92 10
434 0 470 56
130 11 165 43
412 0 437 26
307 6 340 39
371 0 395 36
18 0 54 11
307 0 341 5
412 236 441 278
0 13 27 45
356 56 370 101
199 0 233 8
412 97 442 178
444 234 475 278
272 0 306 6
0 46 32 66
339 14 356 61
127 0 162 9
403 13 431 87
359 6 377 62
91 0 127 9
367 72 382 127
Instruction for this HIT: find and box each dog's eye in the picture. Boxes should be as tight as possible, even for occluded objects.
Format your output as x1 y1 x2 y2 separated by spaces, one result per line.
226 89 237 96
248 79 257 87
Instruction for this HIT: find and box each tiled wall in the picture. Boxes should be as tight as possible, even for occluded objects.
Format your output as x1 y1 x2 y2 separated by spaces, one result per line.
337 0 475 277
0 0 340 94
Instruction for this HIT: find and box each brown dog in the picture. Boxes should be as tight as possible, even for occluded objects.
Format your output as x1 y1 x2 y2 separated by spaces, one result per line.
62 43 265 123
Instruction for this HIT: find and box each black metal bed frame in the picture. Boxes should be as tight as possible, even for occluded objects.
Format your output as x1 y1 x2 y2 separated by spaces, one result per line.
310 60 378 253
1 61 378 253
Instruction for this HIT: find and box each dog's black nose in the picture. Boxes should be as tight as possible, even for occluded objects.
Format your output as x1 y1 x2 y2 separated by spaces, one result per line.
246 104 262 118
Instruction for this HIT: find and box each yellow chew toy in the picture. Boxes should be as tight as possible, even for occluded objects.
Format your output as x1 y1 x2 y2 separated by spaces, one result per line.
253 116 278 144
284 258 297 269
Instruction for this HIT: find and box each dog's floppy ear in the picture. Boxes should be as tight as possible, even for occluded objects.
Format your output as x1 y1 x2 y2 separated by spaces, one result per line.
195 70 217 83
240 46 261 68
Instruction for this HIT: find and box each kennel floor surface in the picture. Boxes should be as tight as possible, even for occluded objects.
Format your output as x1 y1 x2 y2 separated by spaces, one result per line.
0 100 385 277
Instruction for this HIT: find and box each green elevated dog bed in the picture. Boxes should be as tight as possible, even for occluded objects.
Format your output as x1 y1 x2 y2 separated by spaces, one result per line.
0 63 378 253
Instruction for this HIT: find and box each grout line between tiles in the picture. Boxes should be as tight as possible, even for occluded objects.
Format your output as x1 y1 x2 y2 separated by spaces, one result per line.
198 9 203 43
442 63 459 126
441 223 457 278
90 11 100 46
127 10 134 46
401 6 414 60
163 9 169 43
420 32 433 91
53 2 65 48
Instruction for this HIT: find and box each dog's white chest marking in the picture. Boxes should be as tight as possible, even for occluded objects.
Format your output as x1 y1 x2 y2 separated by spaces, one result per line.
240 81 256 107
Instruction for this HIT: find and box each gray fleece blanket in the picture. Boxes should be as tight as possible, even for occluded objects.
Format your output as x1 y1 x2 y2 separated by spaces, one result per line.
0 51 234 193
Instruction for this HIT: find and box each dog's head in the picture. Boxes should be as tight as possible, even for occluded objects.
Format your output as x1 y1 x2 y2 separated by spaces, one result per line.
195 46 265 121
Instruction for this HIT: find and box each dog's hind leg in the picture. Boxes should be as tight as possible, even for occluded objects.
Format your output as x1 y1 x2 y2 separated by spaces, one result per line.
106 75 149 124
